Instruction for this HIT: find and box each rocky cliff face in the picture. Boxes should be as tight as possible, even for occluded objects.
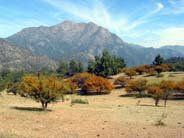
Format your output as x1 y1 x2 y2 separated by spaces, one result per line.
6 21 184 66
0 38 57 71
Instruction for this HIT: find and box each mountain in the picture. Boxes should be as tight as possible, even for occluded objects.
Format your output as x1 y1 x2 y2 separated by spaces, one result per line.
0 38 57 71
6 21 184 66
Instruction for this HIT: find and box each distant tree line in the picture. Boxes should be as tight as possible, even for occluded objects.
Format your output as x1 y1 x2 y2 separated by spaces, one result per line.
56 49 126 78
164 57 184 71
56 59 84 76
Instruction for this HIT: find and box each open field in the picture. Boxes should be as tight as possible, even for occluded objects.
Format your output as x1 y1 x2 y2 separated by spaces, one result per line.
0 72 184 138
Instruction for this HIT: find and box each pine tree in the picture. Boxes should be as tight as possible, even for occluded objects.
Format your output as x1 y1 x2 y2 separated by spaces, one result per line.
56 61 68 76
69 59 78 76
153 54 164 65
78 62 84 73
87 49 126 77
87 60 95 73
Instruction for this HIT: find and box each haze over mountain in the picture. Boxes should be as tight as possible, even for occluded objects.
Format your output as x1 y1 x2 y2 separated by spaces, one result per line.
6 21 184 67
0 38 57 71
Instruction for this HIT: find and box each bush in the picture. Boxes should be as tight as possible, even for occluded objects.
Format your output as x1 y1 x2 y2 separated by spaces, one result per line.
82 74 113 95
71 72 92 88
175 80 184 92
135 65 147 75
125 79 147 97
114 76 129 88
7 83 19 95
155 113 167 126
72 73 113 95
124 68 137 79
145 68 157 77
71 98 89 105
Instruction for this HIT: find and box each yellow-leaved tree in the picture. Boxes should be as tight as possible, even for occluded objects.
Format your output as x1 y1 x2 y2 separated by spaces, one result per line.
19 75 67 110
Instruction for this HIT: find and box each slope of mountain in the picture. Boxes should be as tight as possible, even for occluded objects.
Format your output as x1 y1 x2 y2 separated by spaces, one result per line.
6 21 184 66
0 38 57 71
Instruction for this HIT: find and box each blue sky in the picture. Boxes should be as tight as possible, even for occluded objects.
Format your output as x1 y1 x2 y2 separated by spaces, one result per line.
0 0 184 47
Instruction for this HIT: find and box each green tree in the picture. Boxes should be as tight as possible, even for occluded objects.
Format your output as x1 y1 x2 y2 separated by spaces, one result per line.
153 54 164 65
87 49 126 77
87 60 96 73
78 62 84 73
69 59 79 76
112 56 126 75
56 61 68 76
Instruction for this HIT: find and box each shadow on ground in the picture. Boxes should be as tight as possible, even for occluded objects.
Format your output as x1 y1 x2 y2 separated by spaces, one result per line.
138 104 162 107
10 106 52 112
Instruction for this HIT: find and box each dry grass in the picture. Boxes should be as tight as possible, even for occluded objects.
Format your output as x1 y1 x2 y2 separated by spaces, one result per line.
0 72 184 138
112 72 184 84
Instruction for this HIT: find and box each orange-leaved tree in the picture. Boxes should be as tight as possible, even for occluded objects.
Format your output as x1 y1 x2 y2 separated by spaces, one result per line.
114 76 129 88
125 79 147 97
176 80 184 92
135 65 148 75
71 72 92 88
160 80 176 107
124 68 137 79
19 75 67 110
82 74 113 94
147 84 164 106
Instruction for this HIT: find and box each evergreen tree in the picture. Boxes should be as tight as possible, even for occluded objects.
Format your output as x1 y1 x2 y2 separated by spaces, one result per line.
87 60 96 73
87 49 126 77
99 49 113 77
69 59 79 76
56 61 68 76
112 56 126 75
78 62 84 73
153 54 164 65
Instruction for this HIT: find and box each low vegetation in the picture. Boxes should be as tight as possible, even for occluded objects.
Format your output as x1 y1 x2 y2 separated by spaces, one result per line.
71 98 89 105
155 113 168 126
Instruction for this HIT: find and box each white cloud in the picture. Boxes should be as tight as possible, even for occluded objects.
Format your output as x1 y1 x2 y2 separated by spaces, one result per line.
158 27 184 46
154 3 164 13
43 0 164 39
44 0 127 35
164 0 184 14
138 27 184 48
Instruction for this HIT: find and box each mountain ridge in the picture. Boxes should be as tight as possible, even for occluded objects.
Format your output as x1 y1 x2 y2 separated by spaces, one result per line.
5 21 184 67
0 38 58 71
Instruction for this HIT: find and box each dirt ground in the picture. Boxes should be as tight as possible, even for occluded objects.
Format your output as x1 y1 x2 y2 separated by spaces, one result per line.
0 86 184 138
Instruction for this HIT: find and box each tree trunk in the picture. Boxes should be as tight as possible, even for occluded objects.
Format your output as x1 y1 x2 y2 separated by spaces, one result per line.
138 91 142 98
41 101 47 110
164 97 168 107
164 93 169 107
155 98 159 106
